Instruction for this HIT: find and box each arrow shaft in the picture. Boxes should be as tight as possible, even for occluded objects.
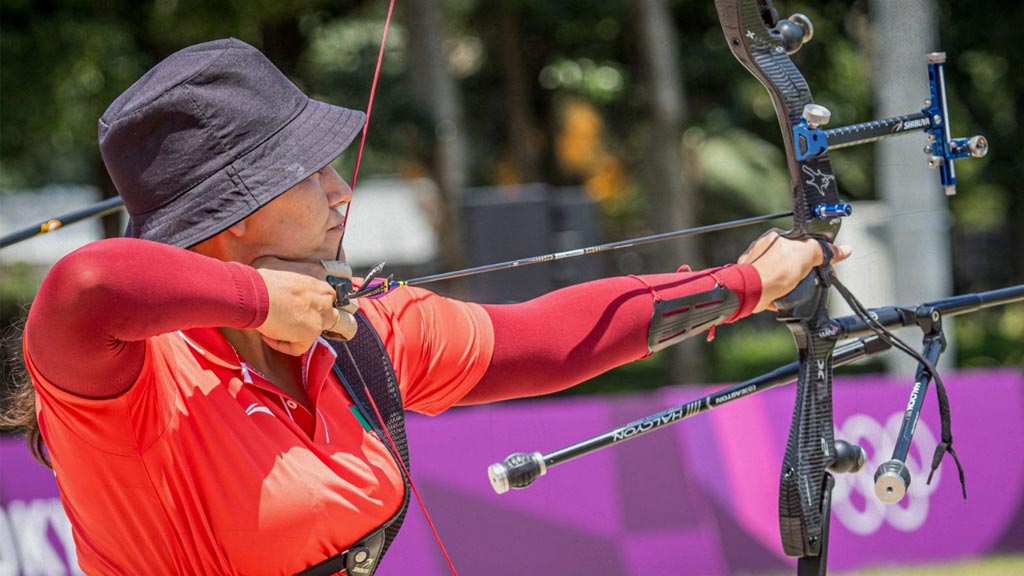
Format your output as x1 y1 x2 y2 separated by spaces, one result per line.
399 211 794 289
0 197 125 249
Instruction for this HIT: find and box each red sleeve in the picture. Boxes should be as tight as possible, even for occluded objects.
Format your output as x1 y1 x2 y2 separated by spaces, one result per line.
24 238 269 398
359 287 494 416
459 263 761 404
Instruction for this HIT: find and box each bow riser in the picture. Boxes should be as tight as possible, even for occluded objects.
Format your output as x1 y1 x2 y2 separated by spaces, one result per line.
716 0 842 560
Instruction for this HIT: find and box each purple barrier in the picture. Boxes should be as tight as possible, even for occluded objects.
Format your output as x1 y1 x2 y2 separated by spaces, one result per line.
0 438 81 574
1 369 1022 575
386 368 1024 575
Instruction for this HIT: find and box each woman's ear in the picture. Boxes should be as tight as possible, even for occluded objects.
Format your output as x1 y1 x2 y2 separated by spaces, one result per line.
189 219 247 260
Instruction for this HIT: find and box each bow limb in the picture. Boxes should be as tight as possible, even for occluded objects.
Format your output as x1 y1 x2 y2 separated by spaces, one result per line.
715 0 843 560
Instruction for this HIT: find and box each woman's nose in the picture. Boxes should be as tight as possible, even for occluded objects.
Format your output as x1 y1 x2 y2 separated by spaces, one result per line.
322 166 352 208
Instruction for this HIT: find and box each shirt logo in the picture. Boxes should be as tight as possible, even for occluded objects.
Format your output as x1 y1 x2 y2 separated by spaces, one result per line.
245 403 273 417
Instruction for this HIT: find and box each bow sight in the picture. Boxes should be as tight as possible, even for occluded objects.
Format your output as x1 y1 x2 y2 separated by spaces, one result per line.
795 51 988 196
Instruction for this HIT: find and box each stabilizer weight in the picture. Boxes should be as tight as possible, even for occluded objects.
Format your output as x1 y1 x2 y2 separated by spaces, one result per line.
489 452 546 494
874 459 912 503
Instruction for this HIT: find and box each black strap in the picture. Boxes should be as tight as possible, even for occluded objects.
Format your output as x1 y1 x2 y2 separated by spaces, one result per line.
296 527 388 576
817 237 834 268
297 550 346 576
926 376 967 498
830 274 966 499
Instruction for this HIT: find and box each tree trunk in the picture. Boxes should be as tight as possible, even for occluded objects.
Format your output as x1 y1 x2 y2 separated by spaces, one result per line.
865 0 954 374
496 6 542 183
405 0 468 279
632 0 705 385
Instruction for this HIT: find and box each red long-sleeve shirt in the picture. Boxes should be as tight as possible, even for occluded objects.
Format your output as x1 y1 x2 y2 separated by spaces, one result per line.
24 238 761 574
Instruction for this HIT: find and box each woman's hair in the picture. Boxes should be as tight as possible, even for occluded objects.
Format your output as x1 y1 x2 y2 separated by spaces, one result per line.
0 317 50 468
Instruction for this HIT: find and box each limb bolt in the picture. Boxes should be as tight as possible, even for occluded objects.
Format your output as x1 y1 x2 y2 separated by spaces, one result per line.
802 104 832 128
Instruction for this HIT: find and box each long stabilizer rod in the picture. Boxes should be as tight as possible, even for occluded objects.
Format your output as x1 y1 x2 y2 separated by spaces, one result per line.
488 284 1024 494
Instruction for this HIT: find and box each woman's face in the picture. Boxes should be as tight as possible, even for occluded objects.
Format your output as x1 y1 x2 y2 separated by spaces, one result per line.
239 165 352 263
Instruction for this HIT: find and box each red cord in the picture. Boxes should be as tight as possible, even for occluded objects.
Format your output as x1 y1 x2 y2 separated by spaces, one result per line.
349 0 394 192
367 402 459 575
340 344 460 575
339 0 397 247
339 4 459 572
364 382 459 575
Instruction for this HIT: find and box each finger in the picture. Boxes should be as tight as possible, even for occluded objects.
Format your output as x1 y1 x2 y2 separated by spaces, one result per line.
323 311 358 341
261 335 309 356
831 244 853 263
754 227 784 247
812 241 852 267
317 279 339 299
324 308 342 332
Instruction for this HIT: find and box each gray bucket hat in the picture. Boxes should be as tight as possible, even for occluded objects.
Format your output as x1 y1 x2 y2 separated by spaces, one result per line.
98 38 366 248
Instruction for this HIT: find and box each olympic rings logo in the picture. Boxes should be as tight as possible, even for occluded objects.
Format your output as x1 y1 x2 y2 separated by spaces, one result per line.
830 413 941 535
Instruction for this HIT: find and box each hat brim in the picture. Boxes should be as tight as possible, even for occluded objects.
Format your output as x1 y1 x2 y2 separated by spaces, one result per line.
125 97 366 248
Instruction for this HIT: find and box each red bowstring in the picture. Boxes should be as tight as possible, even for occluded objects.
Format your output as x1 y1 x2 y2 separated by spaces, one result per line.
338 0 396 248
343 3 460 574
341 342 460 576
349 1 394 193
